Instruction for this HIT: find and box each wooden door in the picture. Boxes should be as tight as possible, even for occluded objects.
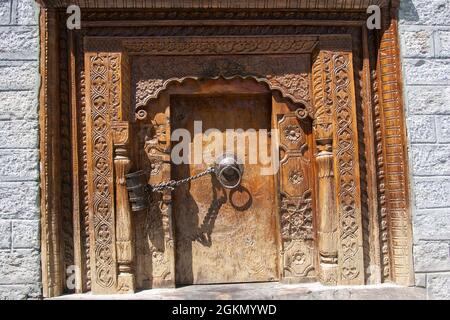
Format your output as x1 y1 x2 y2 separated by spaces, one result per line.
171 94 280 285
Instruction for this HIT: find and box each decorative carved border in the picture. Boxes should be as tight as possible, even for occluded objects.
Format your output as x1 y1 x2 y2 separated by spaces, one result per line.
37 0 389 9
331 52 365 284
375 7 413 286
39 8 65 298
38 1 413 297
85 53 119 293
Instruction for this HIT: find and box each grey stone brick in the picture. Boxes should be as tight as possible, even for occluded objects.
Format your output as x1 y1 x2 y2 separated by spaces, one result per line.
406 86 450 115
0 284 41 300
0 61 38 91
404 59 450 85
415 273 427 288
12 220 39 249
0 26 38 60
436 115 450 142
0 249 40 285
411 145 450 176
0 90 38 120
0 149 38 181
0 120 38 148
0 182 39 220
0 220 11 249
414 241 450 272
414 178 450 209
0 0 11 25
407 115 436 142
414 209 450 240
400 29 434 58
427 273 450 299
400 0 450 26
435 30 450 58
15 0 37 25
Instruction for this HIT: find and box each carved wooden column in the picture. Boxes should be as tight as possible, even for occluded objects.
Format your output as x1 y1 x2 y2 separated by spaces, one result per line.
313 39 365 285
313 51 338 285
112 122 135 293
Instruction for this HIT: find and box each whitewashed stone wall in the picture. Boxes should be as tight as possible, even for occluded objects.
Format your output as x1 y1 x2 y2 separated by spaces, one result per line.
400 0 450 300
0 0 41 299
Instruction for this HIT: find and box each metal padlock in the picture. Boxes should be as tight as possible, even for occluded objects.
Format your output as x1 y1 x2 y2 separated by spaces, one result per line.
125 170 149 212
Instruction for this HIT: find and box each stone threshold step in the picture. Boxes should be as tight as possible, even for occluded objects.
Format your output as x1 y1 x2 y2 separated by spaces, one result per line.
52 282 426 300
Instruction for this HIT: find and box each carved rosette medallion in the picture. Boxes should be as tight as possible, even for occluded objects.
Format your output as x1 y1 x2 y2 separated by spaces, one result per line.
280 190 314 240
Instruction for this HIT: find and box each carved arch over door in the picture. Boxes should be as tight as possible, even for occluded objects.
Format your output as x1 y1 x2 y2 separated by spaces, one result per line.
37 0 413 297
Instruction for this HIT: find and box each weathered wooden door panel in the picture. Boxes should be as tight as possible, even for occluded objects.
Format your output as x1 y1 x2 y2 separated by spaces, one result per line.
171 94 280 285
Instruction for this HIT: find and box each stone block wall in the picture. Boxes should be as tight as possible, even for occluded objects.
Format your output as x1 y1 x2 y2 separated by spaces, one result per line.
399 0 450 300
0 0 41 299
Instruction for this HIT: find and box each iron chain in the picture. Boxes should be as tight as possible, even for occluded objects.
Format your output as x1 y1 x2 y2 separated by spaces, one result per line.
149 166 216 192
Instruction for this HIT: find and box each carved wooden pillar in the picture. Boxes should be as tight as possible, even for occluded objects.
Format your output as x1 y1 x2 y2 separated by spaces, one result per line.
313 51 338 285
314 44 365 285
112 122 135 293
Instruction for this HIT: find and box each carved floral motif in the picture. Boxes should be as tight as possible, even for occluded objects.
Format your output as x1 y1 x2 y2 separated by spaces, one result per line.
280 190 313 240
284 124 302 144
288 170 304 185
283 240 315 278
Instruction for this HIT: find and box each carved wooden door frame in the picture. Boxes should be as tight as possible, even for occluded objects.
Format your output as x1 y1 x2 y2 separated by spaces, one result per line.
36 0 413 297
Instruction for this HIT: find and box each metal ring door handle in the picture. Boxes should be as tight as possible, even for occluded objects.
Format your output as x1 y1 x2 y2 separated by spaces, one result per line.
214 154 244 189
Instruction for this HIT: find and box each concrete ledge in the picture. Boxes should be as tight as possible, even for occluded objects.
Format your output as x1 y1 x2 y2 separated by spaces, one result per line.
52 282 426 300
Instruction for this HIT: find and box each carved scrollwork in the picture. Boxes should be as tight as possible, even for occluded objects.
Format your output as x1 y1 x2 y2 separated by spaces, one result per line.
122 36 318 55
128 38 315 115
332 52 363 282
136 76 311 117
88 53 117 290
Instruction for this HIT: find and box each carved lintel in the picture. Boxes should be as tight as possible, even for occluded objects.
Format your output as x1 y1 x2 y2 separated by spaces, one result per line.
37 1 390 9
84 36 319 55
